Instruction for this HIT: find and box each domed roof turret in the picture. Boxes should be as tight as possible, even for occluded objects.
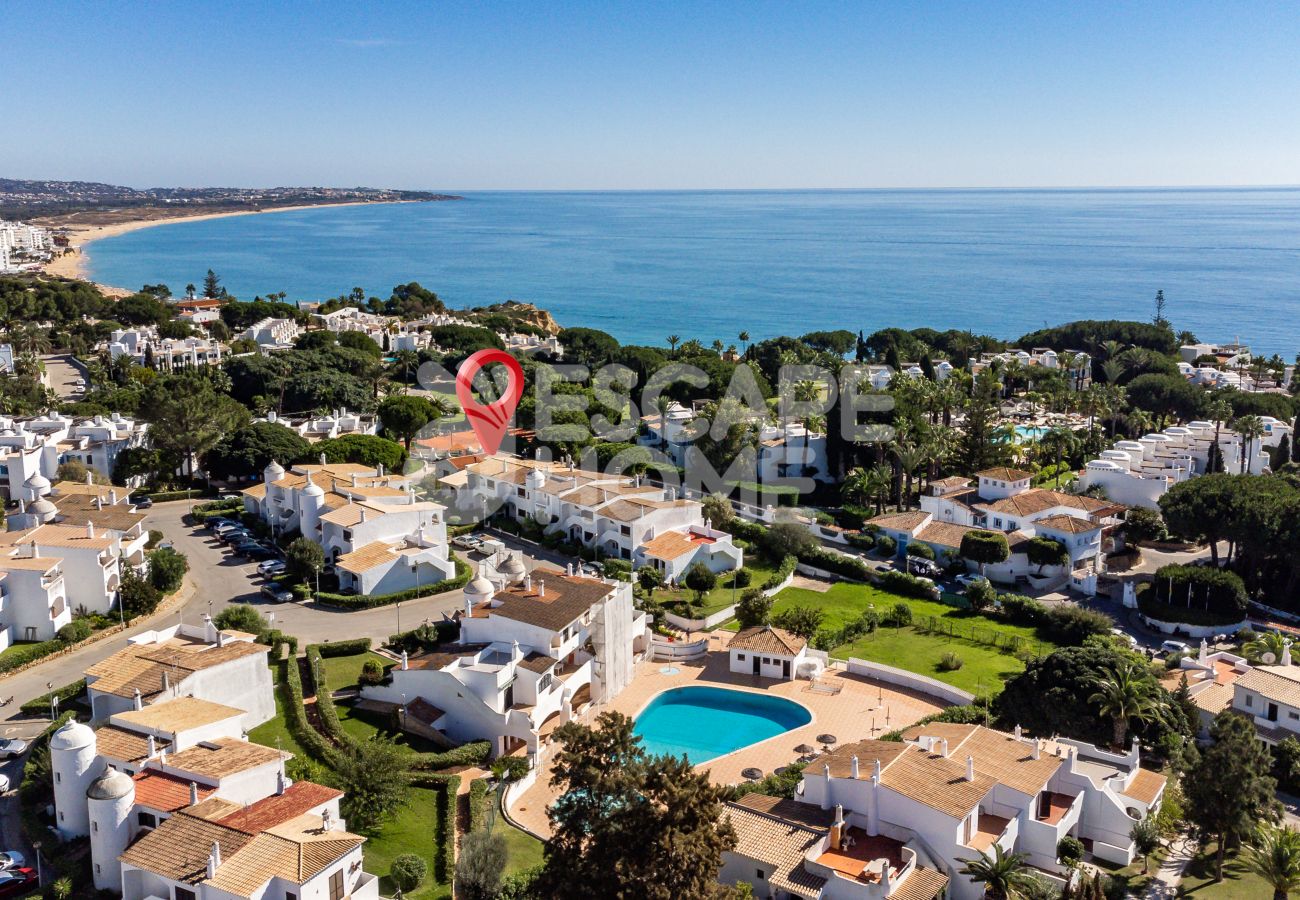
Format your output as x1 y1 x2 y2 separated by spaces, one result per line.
500 553 527 583
264 459 285 480
87 766 134 801
50 720 95 752
24 472 51 491
30 498 57 521
465 564 495 600
302 472 325 497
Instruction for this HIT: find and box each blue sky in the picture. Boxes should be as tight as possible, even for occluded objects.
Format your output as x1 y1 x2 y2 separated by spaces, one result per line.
6 1 1299 190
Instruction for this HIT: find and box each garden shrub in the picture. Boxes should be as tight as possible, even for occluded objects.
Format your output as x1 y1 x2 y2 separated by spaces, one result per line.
939 651 964 671
905 542 935 560
875 569 936 599
57 619 94 644
846 531 875 551
1041 604 1113 645
1147 564 1248 620
390 854 428 894
882 601 913 628
316 638 374 657
999 593 1047 625
0 640 63 674
358 659 385 686
875 535 897 556
734 567 753 588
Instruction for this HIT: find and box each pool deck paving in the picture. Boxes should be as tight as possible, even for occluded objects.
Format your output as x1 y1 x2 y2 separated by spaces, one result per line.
509 649 945 838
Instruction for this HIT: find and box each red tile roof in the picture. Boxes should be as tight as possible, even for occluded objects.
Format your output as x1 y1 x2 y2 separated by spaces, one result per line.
133 770 216 812
217 781 343 834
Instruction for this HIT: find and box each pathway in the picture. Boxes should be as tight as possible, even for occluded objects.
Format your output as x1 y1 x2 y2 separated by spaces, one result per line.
1143 832 1196 900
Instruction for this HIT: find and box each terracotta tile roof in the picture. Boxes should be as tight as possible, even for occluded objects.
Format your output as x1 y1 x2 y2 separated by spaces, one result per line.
730 625 807 657
242 483 267 499
51 481 118 498
866 511 930 533
112 697 245 733
890 866 950 900
0 555 60 572
165 738 288 780
599 496 684 523
49 505 147 533
560 483 656 507
1035 514 1100 534
517 651 558 674
186 796 246 821
217 782 344 834
733 793 833 829
640 529 709 560
119 812 252 882
26 523 116 550
488 576 613 632
132 770 216 812
1190 681 1234 716
899 724 1063 797
929 476 974 495
335 540 400 573
915 522 980 549
976 467 1035 482
205 816 364 898
95 725 169 763
86 638 270 699
723 801 827 896
1122 768 1168 806
318 501 390 527
405 697 446 726
406 643 490 670
1236 665 1300 708
878 744 997 818
978 488 1117 518
818 739 909 779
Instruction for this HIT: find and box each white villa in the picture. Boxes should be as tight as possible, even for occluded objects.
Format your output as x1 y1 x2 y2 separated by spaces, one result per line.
728 625 823 681
50 624 376 899
452 454 743 579
970 348 1092 389
254 408 379 442
238 316 301 350
868 468 1126 595
720 723 1166 900
1078 418 1290 509
104 328 225 371
361 563 647 762
0 413 149 501
242 460 455 595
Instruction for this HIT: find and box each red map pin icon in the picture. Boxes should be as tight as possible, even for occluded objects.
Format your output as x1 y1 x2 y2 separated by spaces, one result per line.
456 349 525 456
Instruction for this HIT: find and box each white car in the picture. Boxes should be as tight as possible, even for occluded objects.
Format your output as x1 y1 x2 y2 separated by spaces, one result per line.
955 574 989 590
1111 628 1139 647
258 560 287 578
1161 640 1191 655
0 774 9 793
0 852 25 871
0 739 27 759
477 538 506 555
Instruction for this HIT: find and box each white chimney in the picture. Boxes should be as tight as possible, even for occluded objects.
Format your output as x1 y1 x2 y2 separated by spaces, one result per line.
965 755 975 782
1032 741 1041 760
147 735 156 757
133 688 143 711
110 489 117 504
538 580 545 597
1014 724 1022 739
162 671 170 692
86 522 95 539
276 769 287 795
873 758 882 780
851 756 859 779
85 471 93 485
401 650 409 670
207 842 221 878
524 573 532 591
190 781 199 806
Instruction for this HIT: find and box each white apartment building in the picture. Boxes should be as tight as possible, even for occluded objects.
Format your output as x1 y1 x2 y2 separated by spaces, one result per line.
720 724 1165 900
0 554 69 644
455 454 743 578
1078 418 1289 509
361 564 647 761
255 409 378 442
971 348 1092 389
105 328 225 371
50 625 376 899
238 317 301 349
0 220 53 258
868 468 1125 594
243 460 455 594
1179 341 1250 368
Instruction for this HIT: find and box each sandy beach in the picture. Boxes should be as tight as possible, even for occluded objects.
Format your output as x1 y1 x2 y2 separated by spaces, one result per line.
41 200 419 292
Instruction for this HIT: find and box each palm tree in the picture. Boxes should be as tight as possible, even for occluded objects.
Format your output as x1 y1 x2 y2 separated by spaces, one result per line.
1243 631 1291 666
1088 660 1165 749
958 846 1041 899
1245 823 1300 900
738 331 750 357
1233 414 1266 473
1206 397 1232 473
1039 427 1078 488
843 465 891 516
666 334 680 356
890 440 930 510
391 349 421 393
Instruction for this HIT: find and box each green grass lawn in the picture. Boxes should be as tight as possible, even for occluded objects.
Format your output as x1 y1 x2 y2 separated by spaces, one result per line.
1092 847 1165 898
723 583 1060 697
248 661 312 759
659 561 780 617
1176 842 1273 898
319 651 445 753
500 821 545 876
365 786 452 900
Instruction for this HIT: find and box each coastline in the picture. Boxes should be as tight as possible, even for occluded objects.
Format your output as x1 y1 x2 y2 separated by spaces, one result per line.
42 199 423 292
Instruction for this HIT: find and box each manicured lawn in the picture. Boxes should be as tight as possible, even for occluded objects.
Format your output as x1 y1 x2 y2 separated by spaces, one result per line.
1176 842 1273 898
248 661 311 759
365 786 452 900
319 650 393 690
1092 847 1165 898
724 583 1060 697
659 561 780 617
500 821 545 876
319 651 444 753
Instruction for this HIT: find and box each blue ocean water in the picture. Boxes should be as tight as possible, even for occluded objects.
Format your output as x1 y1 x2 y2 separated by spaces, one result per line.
87 189 1300 356
632 685 812 763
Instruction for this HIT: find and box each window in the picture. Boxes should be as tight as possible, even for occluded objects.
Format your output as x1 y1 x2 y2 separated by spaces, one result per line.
138 811 157 828
1246 695 1254 708
737 654 746 661
287 893 297 900
95 865 100 875
1289 711 1298 721
329 870 345 900
175 888 196 900
92 822 98 833
55 772 61 783
756 869 765 880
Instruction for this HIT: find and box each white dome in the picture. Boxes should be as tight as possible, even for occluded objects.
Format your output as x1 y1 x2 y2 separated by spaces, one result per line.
50 720 95 752
30 498 57 517
465 564 495 598
302 473 325 497
500 553 527 582
24 472 51 490
264 459 285 479
87 767 134 801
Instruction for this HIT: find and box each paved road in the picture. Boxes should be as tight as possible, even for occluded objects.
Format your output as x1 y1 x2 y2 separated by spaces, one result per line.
40 354 88 400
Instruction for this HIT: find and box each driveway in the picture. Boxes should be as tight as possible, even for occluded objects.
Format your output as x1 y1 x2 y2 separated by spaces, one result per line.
40 354 88 400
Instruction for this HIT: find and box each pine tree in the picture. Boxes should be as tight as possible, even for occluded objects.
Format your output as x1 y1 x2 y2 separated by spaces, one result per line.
202 268 223 299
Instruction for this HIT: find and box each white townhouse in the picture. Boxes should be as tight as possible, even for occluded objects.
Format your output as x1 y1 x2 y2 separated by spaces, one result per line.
1078 418 1289 509
970 348 1092 389
50 630 374 899
238 316 301 349
0 553 69 644
253 409 378 442
104 328 225 371
727 625 823 681
82 621 275 728
361 564 647 762
458 454 743 574
1179 341 1251 368
243 460 455 594
868 468 1126 595
1224 653 1300 747
0 414 148 502
719 724 1165 900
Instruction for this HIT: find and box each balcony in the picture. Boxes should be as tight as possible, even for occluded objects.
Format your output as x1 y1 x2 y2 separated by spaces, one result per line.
967 814 1012 852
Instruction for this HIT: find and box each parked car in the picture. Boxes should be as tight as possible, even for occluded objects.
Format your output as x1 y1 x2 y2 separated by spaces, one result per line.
218 527 253 544
0 775 9 794
0 868 36 897
133 496 153 509
233 542 275 560
954 573 989 590
0 739 28 759
258 560 287 578
261 584 295 604
1161 640 1191 655
206 516 237 531
219 492 242 501
906 557 941 578
212 521 244 536
1110 628 1139 647
452 535 484 551
0 853 24 873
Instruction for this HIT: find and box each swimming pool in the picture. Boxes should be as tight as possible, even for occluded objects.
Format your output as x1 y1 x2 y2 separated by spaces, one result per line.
633 686 812 763
1014 425 1048 441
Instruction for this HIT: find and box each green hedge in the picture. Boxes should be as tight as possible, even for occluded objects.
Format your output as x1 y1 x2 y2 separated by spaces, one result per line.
0 639 64 674
468 777 491 834
761 555 797 591
799 545 872 581
406 741 492 771
875 569 938 599
316 638 374 658
276 655 343 768
435 775 459 883
314 558 471 609
140 488 215 502
21 679 87 716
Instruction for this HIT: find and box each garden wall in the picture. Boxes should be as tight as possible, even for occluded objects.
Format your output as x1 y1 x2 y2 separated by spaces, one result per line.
649 636 709 661
1138 614 1247 638
843 657 976 707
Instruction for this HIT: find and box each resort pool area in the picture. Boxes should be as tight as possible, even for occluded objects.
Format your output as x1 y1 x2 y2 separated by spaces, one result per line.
1014 425 1048 441
633 686 812 763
